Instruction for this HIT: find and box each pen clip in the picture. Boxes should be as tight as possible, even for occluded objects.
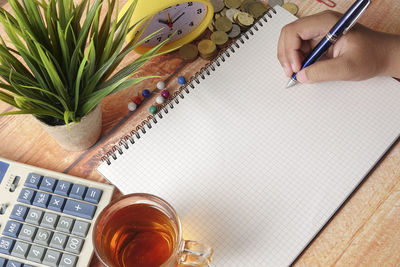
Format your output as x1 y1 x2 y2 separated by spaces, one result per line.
343 1 371 34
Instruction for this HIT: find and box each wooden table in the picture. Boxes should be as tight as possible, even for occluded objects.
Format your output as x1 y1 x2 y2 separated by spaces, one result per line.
0 0 399 266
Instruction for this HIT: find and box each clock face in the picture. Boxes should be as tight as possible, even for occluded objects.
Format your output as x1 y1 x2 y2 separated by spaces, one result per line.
137 2 208 47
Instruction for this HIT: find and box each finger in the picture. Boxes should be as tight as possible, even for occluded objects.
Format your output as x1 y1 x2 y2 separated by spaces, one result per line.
297 56 355 83
283 11 341 73
277 26 292 76
289 11 341 40
299 41 312 57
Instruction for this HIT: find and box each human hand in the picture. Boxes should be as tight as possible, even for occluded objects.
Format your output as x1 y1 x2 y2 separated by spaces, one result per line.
277 10 400 83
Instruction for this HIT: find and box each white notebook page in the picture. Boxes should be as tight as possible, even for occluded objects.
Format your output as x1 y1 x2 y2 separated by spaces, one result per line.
98 6 400 266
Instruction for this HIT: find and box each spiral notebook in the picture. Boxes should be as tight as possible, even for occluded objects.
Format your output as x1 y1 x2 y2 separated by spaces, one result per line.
98 6 400 266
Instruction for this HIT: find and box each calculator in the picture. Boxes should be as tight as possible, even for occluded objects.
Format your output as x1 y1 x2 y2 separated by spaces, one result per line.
0 157 114 267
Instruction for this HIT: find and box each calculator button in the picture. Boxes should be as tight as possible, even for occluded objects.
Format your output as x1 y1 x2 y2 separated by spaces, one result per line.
71 220 90 237
56 216 74 234
5 260 22 267
84 188 102 204
18 225 37 242
9 205 29 222
0 258 6 267
25 208 43 225
49 232 68 250
24 173 42 189
59 253 77 267
64 199 96 220
17 189 36 205
40 212 59 230
32 192 50 208
54 181 72 196
47 195 66 212
39 177 57 193
65 236 84 254
0 237 15 255
69 184 87 200
2 221 22 238
10 241 30 259
43 249 61 267
34 229 53 246
27 245 46 263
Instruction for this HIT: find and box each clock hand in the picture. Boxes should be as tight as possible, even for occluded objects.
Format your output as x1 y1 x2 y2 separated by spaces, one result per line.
172 12 185 24
167 13 173 29
158 19 170 25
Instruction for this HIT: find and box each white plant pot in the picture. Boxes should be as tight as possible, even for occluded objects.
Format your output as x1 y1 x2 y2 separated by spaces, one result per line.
39 104 102 151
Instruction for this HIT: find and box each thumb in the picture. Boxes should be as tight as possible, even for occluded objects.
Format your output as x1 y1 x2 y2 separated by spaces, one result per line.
297 56 354 83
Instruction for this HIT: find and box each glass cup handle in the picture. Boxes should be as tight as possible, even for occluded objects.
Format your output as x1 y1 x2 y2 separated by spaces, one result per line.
178 240 213 266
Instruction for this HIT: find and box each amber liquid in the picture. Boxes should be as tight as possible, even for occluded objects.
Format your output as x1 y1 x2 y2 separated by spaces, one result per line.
98 204 177 267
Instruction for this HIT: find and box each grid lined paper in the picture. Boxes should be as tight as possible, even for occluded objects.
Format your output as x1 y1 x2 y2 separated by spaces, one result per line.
98 6 400 266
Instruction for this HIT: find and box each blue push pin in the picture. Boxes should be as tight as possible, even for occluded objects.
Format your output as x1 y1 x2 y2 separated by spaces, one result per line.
142 89 151 98
178 76 186 85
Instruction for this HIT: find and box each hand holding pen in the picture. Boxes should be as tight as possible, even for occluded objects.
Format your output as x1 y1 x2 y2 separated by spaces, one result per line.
278 0 400 86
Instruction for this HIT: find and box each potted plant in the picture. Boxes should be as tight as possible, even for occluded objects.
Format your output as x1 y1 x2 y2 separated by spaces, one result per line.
0 0 166 151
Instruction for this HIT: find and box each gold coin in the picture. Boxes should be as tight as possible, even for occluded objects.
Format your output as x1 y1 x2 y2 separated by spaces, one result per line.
237 12 254 27
282 3 298 15
240 0 256 12
214 13 222 20
233 12 240 23
198 39 217 60
220 7 228 17
211 31 229 46
179 44 199 62
214 16 233 32
210 0 225 13
225 0 241 9
226 8 240 22
208 21 215 32
248 2 268 19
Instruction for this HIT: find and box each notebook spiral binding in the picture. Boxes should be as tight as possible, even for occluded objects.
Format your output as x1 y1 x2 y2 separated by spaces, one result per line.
101 7 277 165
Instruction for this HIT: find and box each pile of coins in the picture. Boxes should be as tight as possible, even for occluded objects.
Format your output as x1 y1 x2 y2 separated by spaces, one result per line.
179 0 271 62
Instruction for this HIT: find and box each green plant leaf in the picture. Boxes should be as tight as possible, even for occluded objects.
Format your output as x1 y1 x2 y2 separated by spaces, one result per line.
64 110 71 129
0 109 63 119
14 95 64 116
74 38 92 112
0 91 18 106
0 0 168 125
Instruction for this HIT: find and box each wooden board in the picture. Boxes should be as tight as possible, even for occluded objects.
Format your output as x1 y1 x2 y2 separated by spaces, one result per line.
0 0 399 266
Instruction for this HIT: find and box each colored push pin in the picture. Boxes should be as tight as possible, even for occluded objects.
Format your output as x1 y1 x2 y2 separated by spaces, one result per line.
178 76 186 85
149 105 157 114
142 89 151 98
127 102 137 111
157 81 166 90
161 90 170 99
132 96 142 105
155 95 165 104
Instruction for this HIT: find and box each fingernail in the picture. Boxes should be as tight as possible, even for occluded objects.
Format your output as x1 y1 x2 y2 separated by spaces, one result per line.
297 70 309 83
283 63 292 76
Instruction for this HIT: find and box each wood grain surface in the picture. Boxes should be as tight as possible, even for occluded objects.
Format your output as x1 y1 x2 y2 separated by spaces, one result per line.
0 0 399 266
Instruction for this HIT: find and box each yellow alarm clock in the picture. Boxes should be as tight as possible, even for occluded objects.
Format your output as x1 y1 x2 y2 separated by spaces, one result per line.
121 0 214 54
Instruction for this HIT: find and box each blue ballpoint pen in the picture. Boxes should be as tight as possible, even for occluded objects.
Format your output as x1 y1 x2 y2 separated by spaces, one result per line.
286 0 371 88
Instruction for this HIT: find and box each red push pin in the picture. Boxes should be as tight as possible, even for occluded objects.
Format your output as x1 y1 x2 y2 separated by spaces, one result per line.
132 96 142 105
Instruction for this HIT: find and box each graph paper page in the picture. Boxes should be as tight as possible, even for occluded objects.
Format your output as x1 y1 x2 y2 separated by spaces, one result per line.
98 6 400 266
